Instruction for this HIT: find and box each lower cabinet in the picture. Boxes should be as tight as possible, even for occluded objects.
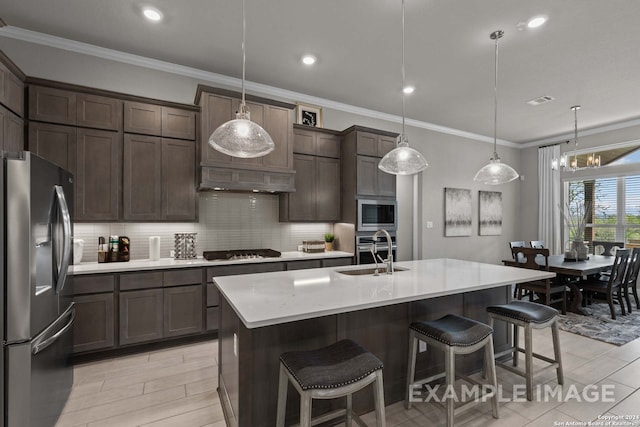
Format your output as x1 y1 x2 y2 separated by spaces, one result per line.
119 289 164 345
164 285 203 337
72 293 115 353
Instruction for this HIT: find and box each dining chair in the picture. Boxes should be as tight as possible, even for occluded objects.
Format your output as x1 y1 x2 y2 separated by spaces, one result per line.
509 241 527 298
622 247 640 312
580 249 630 320
530 241 544 249
509 247 567 314
592 241 624 256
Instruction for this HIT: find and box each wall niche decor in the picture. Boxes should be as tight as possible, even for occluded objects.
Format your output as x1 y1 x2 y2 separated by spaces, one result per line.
444 187 472 237
479 190 502 236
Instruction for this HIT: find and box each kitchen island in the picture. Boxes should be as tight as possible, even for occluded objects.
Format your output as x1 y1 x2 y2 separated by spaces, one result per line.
214 258 555 427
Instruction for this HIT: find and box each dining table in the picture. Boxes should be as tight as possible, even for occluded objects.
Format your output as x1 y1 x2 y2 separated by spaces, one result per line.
503 254 617 314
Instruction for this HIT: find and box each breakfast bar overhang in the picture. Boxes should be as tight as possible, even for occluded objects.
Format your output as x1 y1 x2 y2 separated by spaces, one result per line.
214 258 555 427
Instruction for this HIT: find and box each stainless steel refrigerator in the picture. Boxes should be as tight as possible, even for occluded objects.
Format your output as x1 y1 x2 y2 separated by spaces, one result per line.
1 152 75 427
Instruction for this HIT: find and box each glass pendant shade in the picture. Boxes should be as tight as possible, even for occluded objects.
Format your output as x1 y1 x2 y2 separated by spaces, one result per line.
208 110 274 158
474 155 519 185
378 137 428 175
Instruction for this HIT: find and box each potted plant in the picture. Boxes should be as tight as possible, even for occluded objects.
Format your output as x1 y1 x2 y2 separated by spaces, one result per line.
324 233 335 251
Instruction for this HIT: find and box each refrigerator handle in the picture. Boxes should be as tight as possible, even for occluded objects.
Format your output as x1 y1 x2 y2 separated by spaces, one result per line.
32 303 75 355
54 185 72 294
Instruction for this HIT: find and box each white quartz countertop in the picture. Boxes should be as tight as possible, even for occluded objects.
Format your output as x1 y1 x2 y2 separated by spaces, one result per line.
214 258 556 329
69 251 353 275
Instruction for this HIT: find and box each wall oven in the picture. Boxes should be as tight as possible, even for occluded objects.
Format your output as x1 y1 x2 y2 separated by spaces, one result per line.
357 199 397 232
356 233 397 265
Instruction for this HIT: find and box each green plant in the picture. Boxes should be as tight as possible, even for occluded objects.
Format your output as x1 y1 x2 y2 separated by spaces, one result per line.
324 233 335 243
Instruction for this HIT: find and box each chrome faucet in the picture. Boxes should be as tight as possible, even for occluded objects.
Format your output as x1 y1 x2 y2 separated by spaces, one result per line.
372 229 394 274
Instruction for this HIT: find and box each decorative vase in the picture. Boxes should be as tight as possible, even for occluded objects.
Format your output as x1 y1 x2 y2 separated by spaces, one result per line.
325 241 333 251
566 240 588 260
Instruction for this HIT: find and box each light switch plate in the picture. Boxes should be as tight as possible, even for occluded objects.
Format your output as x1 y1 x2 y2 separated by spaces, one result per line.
426 221 434 229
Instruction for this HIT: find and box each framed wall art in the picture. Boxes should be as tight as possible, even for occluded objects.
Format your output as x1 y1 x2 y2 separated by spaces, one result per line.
479 191 502 236
444 188 472 237
296 103 323 127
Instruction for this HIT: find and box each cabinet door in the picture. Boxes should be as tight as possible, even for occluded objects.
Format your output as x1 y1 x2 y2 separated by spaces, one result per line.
316 157 341 221
0 64 24 117
377 167 396 197
356 132 378 156
356 155 378 196
317 133 340 158
73 293 114 353
201 93 234 164
28 122 76 173
163 285 203 338
262 105 293 170
123 134 162 220
162 139 196 220
77 93 123 131
124 101 162 136
3 110 23 153
377 135 396 157
29 86 76 125
293 127 316 155
75 128 122 221
162 107 195 140
119 289 163 345
287 154 316 221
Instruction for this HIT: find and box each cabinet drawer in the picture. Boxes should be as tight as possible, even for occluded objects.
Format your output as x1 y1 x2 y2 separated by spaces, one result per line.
206 307 220 331
206 262 285 282
120 271 163 291
322 257 354 268
286 260 322 271
72 274 115 295
163 268 203 287
29 86 76 125
206 283 220 307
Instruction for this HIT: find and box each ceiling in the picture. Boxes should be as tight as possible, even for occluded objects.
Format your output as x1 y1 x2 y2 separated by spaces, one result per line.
1 0 639 145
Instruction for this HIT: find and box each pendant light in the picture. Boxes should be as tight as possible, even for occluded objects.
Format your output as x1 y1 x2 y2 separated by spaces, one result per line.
208 0 275 158
473 30 519 185
378 0 428 176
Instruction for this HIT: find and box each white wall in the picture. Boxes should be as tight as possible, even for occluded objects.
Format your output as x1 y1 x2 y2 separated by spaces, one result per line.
1 37 525 264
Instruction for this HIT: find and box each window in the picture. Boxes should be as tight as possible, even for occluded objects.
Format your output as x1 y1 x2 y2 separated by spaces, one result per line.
567 175 640 247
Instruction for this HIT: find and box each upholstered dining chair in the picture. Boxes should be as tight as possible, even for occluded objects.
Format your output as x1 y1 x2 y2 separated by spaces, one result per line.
508 247 567 314
580 249 630 320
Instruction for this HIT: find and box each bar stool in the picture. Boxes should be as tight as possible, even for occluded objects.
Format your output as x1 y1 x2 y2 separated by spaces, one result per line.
276 339 386 427
405 314 499 427
486 300 564 401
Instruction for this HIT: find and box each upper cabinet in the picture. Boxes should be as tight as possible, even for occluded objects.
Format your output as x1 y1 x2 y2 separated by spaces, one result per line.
279 125 341 222
124 102 195 140
0 53 25 154
196 85 295 192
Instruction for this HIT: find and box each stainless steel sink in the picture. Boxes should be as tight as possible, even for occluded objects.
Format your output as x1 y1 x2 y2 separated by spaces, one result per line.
336 266 409 276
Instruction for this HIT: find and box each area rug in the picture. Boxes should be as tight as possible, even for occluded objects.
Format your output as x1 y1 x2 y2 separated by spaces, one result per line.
557 302 640 346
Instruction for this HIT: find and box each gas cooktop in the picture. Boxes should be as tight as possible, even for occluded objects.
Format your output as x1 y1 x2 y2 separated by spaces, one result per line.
203 249 282 261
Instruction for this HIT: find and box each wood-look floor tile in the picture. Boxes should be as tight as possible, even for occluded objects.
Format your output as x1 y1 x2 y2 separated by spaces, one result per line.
524 408 582 426
565 353 628 385
101 358 214 391
609 388 640 416
554 379 634 422
186 376 218 397
139 402 224 427
86 390 216 427
607 358 640 389
55 386 186 427
144 365 216 394
74 355 184 385
63 383 144 414
68 380 104 398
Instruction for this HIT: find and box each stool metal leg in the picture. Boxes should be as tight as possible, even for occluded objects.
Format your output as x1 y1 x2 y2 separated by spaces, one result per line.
551 320 564 386
405 331 418 409
485 338 499 419
300 391 312 427
445 346 455 427
524 324 534 401
276 365 288 427
373 370 386 427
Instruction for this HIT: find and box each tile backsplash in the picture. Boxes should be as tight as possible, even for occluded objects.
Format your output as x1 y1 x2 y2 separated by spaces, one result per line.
73 193 333 263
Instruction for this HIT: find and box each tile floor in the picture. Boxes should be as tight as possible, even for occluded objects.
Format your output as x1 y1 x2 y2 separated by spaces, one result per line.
56 328 640 427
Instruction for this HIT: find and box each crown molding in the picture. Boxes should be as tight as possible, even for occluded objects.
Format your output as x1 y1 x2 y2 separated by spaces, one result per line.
522 118 640 149
1 26 519 148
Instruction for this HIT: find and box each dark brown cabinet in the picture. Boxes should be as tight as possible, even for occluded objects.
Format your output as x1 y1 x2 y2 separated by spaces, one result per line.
77 93 123 131
119 289 164 345
280 126 341 222
164 285 203 337
356 131 396 158
0 105 24 153
198 87 295 191
29 86 77 125
70 274 116 354
125 102 196 140
28 122 76 173
122 135 196 221
75 128 122 221
0 61 24 118
355 155 395 198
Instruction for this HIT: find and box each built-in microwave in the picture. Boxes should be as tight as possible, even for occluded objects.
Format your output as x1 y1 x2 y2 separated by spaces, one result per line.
357 199 397 232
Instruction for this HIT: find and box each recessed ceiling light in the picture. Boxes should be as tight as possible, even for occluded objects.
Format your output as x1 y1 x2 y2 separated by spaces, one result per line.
527 15 547 28
142 7 163 22
302 55 316 65
403 86 415 94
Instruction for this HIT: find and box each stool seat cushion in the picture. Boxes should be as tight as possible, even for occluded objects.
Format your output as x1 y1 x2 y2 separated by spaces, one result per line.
410 314 493 347
280 339 383 391
487 300 558 324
